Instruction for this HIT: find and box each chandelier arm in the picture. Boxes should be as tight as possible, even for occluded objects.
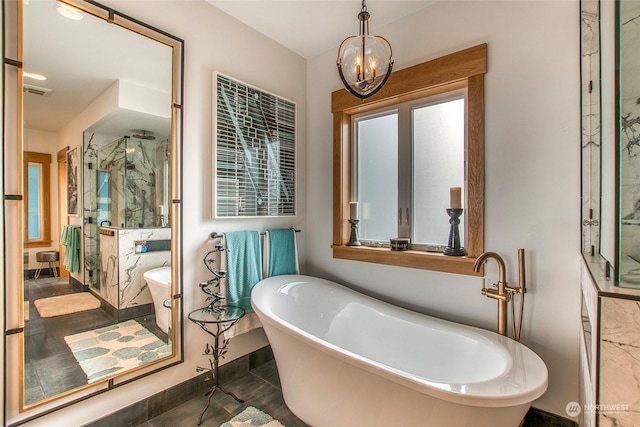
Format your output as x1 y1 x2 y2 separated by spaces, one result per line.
360 38 365 81
364 61 393 98
337 64 366 99
337 61 394 100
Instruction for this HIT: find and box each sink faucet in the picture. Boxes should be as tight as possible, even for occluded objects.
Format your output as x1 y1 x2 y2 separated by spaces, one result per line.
473 251 510 336
473 249 527 340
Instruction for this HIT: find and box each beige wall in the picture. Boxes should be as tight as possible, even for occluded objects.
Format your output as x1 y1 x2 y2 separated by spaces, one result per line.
305 0 580 421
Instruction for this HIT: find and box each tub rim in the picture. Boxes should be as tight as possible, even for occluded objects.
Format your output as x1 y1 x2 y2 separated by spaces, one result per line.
143 266 172 285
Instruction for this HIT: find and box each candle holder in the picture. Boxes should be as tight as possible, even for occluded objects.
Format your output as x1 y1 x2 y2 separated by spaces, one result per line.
444 208 466 256
201 246 227 313
347 219 361 246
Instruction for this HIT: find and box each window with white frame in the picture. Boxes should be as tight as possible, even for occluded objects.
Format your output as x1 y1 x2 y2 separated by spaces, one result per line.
353 91 465 249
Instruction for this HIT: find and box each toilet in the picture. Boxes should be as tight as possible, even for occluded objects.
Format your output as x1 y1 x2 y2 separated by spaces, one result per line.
143 266 171 334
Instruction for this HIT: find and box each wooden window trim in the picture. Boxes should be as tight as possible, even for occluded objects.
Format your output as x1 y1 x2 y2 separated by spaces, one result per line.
331 44 487 276
24 151 52 248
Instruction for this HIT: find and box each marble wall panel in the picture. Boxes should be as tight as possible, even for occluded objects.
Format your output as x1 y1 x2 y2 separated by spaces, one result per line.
98 227 170 311
118 228 171 309
99 231 119 308
599 297 640 426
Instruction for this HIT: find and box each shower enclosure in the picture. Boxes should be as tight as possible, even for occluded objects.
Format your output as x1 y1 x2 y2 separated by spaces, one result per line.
83 132 170 289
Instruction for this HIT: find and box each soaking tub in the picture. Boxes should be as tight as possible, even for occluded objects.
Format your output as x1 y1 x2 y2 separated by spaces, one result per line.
251 275 548 427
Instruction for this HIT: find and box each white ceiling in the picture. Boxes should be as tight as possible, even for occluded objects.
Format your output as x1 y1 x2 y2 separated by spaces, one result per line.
22 1 433 134
23 0 173 135
206 1 435 59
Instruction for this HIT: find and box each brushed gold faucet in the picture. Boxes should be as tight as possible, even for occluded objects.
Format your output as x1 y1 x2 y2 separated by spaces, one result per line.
473 249 526 340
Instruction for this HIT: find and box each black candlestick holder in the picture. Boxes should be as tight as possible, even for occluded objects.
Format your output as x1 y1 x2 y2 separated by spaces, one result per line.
444 208 466 256
347 219 361 246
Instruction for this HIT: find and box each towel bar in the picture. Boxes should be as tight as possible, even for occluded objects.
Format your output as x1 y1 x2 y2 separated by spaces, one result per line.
209 229 301 240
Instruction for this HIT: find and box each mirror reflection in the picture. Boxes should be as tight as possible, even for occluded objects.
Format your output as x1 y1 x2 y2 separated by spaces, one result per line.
22 0 179 408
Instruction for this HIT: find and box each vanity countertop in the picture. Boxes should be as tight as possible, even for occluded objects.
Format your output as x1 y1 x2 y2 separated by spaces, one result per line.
99 226 169 230
582 253 640 300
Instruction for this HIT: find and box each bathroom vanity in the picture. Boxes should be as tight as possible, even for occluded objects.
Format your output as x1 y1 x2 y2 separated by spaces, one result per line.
580 256 640 426
99 226 171 321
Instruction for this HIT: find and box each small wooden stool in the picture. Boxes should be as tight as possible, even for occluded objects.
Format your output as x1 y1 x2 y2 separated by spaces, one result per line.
35 251 59 278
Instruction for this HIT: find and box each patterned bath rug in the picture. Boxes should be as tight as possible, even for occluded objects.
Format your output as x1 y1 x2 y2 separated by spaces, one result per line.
219 406 285 427
64 319 171 383
33 292 100 317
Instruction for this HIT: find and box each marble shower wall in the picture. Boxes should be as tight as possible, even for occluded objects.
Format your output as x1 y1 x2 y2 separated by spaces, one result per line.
84 132 119 288
620 1 640 285
98 136 170 229
83 132 170 289
581 0 601 253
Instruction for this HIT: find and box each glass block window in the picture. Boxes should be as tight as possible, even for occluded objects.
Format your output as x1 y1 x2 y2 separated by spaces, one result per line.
215 74 296 217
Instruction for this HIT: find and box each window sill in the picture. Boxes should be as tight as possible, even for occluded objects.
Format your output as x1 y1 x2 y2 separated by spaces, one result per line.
332 244 481 276
24 240 53 249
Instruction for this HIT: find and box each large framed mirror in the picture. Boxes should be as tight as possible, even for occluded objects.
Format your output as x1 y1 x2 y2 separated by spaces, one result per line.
3 0 184 422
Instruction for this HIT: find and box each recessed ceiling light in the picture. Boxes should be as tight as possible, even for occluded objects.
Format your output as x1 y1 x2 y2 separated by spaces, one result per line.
23 71 47 81
56 2 83 21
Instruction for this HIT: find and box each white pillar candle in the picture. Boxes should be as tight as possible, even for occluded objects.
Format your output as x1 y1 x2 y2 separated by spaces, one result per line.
450 187 462 209
349 201 359 219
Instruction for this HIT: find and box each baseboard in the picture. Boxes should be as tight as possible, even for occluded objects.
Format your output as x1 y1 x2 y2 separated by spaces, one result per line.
84 345 274 427
524 407 578 427
69 274 87 292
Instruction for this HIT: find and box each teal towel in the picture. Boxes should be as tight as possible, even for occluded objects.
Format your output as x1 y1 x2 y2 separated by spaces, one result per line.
224 231 262 313
60 224 70 246
61 225 80 273
267 228 298 277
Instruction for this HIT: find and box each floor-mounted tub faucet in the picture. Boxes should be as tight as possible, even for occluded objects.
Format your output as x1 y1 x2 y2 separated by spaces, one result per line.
473 249 527 341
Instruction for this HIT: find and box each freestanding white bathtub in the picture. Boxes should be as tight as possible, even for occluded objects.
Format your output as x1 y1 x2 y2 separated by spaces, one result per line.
143 266 171 334
251 275 548 427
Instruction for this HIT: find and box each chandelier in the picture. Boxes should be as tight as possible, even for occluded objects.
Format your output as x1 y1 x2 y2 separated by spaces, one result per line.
336 0 394 99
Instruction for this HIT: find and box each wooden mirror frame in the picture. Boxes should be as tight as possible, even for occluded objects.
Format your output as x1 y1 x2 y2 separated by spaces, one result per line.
331 44 486 276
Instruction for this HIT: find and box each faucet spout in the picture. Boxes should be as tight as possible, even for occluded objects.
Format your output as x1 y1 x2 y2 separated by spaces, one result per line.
474 251 509 336
473 251 506 284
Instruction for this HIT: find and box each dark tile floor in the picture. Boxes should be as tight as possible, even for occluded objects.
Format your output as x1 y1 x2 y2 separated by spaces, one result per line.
136 360 307 427
136 359 571 427
26 277 572 427
24 276 165 405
